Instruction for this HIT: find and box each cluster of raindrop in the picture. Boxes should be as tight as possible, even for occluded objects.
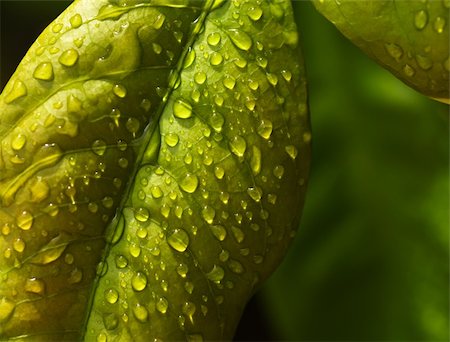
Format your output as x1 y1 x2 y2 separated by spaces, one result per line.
0 1 204 339
86 0 310 341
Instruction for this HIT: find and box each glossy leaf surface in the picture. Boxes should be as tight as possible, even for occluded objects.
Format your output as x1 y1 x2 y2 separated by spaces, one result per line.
313 0 450 102
0 0 310 340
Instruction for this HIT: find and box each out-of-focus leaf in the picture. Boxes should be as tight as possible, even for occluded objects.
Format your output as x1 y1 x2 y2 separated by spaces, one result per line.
313 0 450 103
0 0 310 340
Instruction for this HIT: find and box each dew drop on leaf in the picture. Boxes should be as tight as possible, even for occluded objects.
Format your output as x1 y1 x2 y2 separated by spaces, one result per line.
167 229 190 252
173 99 193 119
33 62 54 81
59 49 79 67
131 272 148 292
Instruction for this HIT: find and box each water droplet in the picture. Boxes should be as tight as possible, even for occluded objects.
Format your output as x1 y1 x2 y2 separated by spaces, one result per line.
247 6 263 21
207 32 221 46
182 302 196 323
285 145 298 159
184 48 196 68
201 206 216 224
25 278 45 294
247 186 263 202
229 135 247 157
257 119 273 139
132 272 148 291
250 146 262 175
133 304 149 322
414 10 428 30
210 112 225 132
173 99 193 119
68 267 83 284
30 234 68 264
385 43 403 61
209 52 223 66
416 54 433 70
153 13 166 29
176 263 189 278
228 259 244 274
16 211 33 231
194 72 207 85
165 132 179 147
266 73 278 86
4 80 27 103
206 265 225 283
403 64 415 77
273 165 285 179
167 229 190 252
135 207 149 222
281 70 292 82
11 132 26 151
223 76 236 90
180 174 199 193
0 298 15 323
214 166 225 180
33 62 54 81
156 297 169 314
434 16 446 33
70 14 83 28
227 29 253 51
92 139 107 156
210 225 227 241
231 226 245 243
113 84 127 98
105 288 119 304
103 312 119 330
115 254 128 269
97 333 107 342
59 49 79 67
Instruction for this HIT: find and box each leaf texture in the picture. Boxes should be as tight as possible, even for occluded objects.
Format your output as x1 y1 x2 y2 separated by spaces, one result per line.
0 0 310 340
313 0 449 103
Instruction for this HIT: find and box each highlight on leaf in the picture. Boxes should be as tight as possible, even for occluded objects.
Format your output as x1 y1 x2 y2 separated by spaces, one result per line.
0 0 310 340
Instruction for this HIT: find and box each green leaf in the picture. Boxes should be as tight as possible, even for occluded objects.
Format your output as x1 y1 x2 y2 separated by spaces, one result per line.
0 0 310 340
313 0 450 103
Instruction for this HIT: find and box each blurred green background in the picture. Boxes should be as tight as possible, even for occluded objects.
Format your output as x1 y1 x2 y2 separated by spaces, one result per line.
1 1 448 341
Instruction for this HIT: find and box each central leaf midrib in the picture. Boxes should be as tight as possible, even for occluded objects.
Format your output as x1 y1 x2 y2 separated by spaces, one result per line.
80 1 220 339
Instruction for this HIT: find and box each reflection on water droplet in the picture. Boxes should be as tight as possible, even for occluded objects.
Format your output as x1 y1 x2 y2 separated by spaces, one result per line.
59 49 79 67
206 265 225 283
68 267 83 284
227 29 253 51
201 206 216 224
385 43 403 61
416 54 433 70
105 288 119 304
173 99 193 119
229 136 247 157
165 132 179 147
113 84 127 98
247 6 263 21
33 62 54 81
132 272 148 291
17 211 34 230
414 10 428 30
180 174 199 193
134 207 149 222
11 133 26 151
25 278 46 294
247 186 263 202
207 32 221 46
210 225 226 241
167 229 190 252
209 52 223 66
257 119 273 139
70 14 83 28
403 64 415 77
434 16 446 33
4 80 27 104
156 297 169 314
285 145 298 159
133 304 149 322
